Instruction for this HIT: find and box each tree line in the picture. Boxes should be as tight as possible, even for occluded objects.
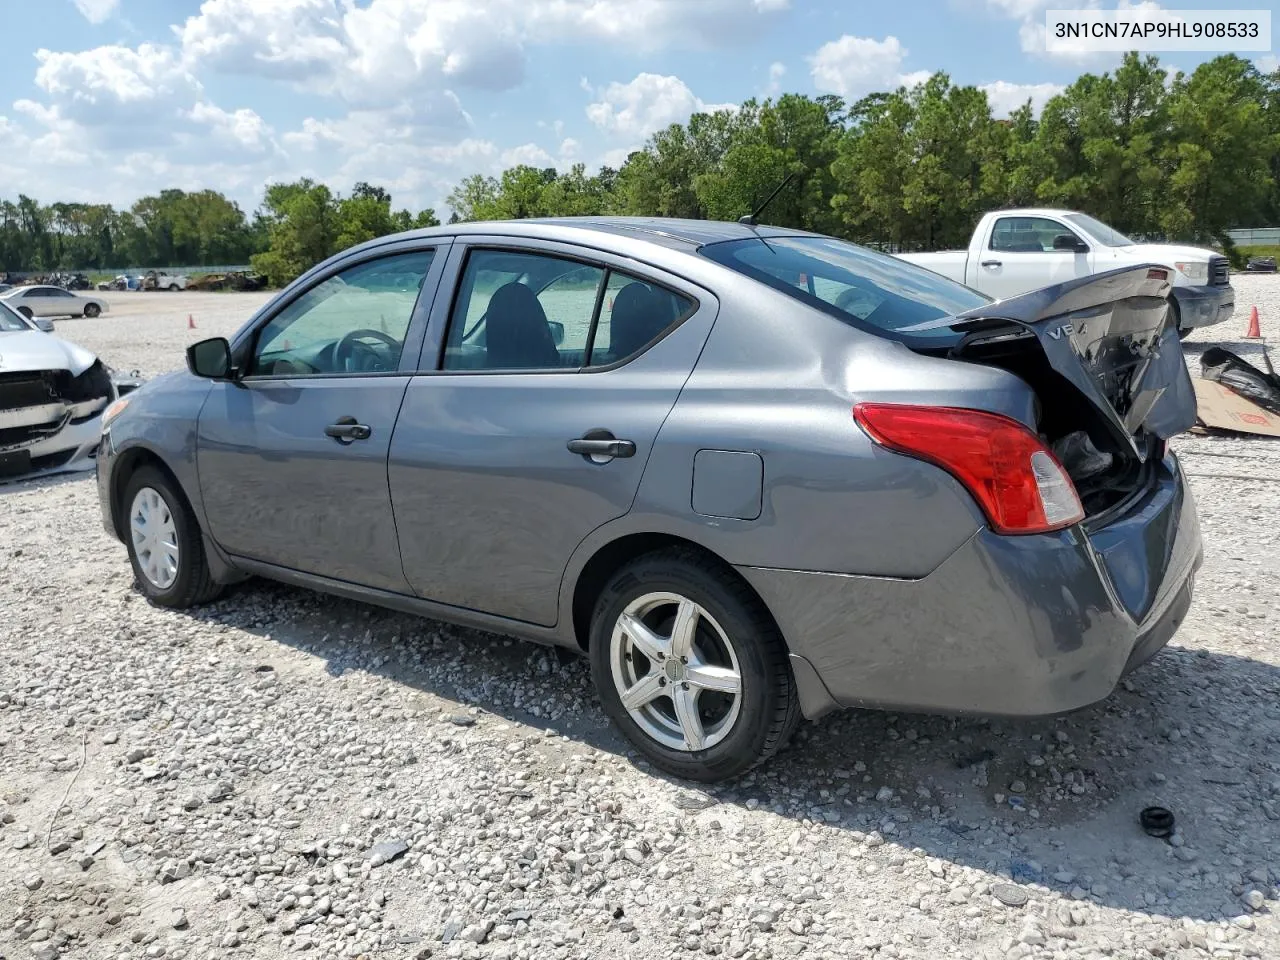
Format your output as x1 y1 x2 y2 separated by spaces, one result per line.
2 53 1276 286
0 182 440 286
449 54 1279 259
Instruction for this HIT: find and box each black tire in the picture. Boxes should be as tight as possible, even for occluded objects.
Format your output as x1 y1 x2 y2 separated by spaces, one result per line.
122 466 222 608
1169 298 1190 340
83 303 101 318
589 548 800 782
168 284 180 292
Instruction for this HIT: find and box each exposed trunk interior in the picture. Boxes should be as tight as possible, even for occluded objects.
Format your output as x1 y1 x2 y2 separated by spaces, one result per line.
938 323 1162 519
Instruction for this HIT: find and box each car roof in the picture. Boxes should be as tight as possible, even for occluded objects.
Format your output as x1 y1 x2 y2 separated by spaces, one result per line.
352 216 819 257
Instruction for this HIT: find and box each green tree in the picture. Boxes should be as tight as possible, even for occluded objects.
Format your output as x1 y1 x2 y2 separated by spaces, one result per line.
250 180 340 287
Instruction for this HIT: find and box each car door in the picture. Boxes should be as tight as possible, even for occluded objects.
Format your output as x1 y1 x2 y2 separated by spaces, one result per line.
196 242 448 592
978 216 1093 300
18 289 48 316
49 288 81 316
388 239 717 626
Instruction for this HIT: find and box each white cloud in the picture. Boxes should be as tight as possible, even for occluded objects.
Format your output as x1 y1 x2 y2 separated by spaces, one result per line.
586 73 734 139
187 102 274 152
986 0 1166 65
766 61 786 95
1255 54 1278 74
175 0 790 103
32 44 201 124
808 35 929 99
501 143 557 168
72 0 119 23
558 137 580 161
980 80 1065 116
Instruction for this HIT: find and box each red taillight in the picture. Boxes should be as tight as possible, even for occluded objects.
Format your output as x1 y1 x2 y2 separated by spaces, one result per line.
853 403 1085 535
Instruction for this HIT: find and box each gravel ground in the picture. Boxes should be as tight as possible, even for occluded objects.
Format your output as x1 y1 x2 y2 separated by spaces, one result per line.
2 277 1279 960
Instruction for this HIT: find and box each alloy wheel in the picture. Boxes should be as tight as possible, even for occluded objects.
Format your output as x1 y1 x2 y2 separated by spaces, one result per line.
608 591 743 752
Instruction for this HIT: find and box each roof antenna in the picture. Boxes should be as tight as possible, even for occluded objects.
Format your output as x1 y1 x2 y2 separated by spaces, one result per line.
738 172 799 226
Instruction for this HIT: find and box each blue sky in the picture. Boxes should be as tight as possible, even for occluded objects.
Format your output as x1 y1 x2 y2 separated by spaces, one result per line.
0 0 1274 216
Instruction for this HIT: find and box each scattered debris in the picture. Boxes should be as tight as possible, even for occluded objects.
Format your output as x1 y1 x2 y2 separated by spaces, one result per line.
1140 806 1175 839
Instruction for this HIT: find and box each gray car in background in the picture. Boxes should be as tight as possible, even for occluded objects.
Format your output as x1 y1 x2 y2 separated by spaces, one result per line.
96 218 1202 782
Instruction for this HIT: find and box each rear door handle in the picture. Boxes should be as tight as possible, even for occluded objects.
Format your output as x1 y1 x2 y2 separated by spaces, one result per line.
325 417 372 443
567 430 636 460
981 259 1002 268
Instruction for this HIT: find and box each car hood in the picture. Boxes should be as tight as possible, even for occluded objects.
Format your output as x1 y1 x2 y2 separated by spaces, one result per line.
0 329 98 376
1110 242 1221 263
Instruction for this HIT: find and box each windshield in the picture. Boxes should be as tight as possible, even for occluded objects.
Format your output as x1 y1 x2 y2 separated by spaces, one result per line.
0 300 31 332
700 235 990 342
1063 213 1135 247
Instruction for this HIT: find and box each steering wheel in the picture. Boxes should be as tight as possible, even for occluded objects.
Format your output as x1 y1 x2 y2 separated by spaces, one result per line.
334 328 401 372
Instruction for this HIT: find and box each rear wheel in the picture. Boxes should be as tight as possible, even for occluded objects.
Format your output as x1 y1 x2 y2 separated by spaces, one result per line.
123 466 222 608
1170 298 1190 340
168 283 180 292
83 302 101 318
589 549 800 782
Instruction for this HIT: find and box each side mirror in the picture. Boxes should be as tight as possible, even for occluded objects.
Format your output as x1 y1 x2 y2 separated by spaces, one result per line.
34 317 55 332
1053 234 1088 253
548 320 565 347
187 337 234 380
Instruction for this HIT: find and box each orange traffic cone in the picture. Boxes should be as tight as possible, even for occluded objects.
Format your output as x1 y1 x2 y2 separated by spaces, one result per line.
1244 305 1261 339
188 314 196 330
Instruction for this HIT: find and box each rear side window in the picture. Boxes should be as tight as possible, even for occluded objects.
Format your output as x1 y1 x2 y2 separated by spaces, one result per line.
700 235 988 342
442 248 695 371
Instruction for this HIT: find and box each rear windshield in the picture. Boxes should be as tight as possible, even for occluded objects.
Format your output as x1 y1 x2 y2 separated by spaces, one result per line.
699 235 990 342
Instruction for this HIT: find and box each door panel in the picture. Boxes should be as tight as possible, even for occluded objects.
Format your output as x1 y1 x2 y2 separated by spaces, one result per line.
390 242 716 626
196 246 444 592
198 378 413 591
981 216 1093 299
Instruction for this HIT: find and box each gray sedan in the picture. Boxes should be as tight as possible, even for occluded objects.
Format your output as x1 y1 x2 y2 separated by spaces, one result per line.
96 218 1202 781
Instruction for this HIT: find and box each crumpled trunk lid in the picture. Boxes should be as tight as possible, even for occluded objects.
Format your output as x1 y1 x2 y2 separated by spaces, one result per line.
952 265 1196 454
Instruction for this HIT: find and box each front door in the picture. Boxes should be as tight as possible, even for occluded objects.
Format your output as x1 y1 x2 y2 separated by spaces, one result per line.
197 246 444 592
979 215 1093 299
389 242 715 625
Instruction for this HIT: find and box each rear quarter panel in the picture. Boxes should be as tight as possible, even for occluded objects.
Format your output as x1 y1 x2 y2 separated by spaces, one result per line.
582 275 1041 580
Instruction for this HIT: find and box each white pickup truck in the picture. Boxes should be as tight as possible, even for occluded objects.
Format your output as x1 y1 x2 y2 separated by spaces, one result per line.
896 208 1235 335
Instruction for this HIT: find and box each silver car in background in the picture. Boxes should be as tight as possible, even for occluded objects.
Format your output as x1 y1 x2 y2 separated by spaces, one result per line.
2 284 110 319
96 218 1202 782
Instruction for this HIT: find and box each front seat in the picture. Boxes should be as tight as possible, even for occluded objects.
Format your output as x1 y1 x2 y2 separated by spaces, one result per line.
609 282 666 361
484 282 560 369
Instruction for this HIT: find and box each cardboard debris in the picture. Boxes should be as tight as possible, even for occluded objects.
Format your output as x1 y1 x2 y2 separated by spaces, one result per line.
1192 378 1280 437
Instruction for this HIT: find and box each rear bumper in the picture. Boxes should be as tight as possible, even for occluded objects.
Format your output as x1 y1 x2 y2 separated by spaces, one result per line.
741 454 1203 720
1172 283 1234 329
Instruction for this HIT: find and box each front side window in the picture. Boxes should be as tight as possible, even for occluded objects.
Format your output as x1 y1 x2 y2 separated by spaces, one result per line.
989 217 1083 253
442 249 694 371
249 250 434 376
0 301 28 331
1062 213 1134 247
700 235 989 343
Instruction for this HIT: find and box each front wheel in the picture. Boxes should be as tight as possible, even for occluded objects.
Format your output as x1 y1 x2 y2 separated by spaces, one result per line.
589 549 800 782
123 466 222 608
1169 297 1191 340
168 284 180 292
83 303 101 318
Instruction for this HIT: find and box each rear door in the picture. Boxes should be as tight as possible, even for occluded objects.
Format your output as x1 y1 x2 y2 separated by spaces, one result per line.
197 242 448 592
389 238 717 626
978 216 1094 300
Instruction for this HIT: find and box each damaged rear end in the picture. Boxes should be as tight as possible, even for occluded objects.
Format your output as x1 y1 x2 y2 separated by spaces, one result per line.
889 264 1201 628
946 265 1195 520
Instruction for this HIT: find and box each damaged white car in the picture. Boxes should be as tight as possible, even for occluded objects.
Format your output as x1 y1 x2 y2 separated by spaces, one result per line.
0 300 139 482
